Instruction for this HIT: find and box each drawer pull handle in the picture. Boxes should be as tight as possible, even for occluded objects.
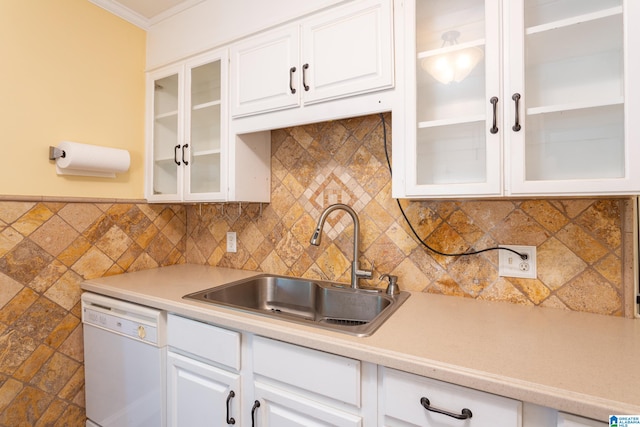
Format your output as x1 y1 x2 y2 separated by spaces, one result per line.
226 390 235 425
251 400 260 427
512 93 522 132
302 63 310 91
490 96 499 134
420 397 473 420
289 67 297 94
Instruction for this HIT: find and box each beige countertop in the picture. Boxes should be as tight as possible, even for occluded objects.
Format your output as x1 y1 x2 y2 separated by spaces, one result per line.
81 264 640 421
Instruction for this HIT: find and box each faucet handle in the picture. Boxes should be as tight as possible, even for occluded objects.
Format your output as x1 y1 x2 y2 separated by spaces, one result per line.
380 274 400 295
356 260 374 280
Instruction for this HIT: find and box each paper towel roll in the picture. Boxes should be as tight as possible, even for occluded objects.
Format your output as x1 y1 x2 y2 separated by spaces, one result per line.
55 141 130 178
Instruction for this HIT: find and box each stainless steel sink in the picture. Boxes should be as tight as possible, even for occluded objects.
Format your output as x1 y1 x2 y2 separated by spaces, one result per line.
183 275 410 336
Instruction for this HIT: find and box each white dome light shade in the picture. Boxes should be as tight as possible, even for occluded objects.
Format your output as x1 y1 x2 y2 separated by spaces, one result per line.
421 30 484 84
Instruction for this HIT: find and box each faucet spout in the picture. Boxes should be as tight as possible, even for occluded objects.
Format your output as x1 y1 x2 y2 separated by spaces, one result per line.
310 203 373 289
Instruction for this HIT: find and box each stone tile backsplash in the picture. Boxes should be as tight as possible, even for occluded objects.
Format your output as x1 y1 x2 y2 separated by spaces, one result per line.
187 113 634 317
0 113 635 424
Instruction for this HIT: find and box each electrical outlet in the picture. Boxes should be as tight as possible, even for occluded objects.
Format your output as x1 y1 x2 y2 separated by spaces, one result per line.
226 232 237 253
498 245 536 279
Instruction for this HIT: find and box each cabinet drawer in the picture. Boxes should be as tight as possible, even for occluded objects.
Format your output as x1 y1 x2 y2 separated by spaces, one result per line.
167 314 240 370
253 336 361 406
380 367 521 427
557 412 607 427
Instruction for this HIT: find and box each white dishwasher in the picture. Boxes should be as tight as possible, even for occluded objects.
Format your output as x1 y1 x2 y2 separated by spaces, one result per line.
82 292 166 427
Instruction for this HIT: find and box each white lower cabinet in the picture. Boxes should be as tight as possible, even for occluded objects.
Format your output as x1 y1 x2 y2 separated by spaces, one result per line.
166 314 242 426
249 335 374 426
167 352 240 426
379 367 522 427
165 314 607 427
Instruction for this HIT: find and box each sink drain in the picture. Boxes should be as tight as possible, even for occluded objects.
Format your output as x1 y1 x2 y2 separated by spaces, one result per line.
321 318 368 327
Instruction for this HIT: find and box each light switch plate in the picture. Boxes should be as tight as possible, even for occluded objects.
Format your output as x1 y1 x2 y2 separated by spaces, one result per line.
498 245 536 279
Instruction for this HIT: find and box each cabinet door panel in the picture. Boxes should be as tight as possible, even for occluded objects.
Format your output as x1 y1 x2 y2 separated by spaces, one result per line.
167 352 240 427
302 0 394 104
229 26 300 117
147 68 183 201
404 0 502 198
254 382 363 427
506 0 640 195
184 53 227 201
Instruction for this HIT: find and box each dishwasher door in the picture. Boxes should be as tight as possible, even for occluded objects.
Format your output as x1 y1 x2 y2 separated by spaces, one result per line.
82 293 166 427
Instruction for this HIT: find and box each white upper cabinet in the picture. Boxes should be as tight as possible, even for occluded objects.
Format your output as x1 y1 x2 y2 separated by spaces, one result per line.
397 0 640 198
507 0 639 195
229 26 300 117
404 0 502 198
146 50 228 202
229 0 394 118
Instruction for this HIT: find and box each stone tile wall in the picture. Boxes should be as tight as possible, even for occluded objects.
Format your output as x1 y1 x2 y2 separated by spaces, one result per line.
0 202 185 425
0 113 635 424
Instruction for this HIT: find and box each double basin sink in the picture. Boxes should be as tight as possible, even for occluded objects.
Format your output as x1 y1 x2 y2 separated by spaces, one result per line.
184 275 410 337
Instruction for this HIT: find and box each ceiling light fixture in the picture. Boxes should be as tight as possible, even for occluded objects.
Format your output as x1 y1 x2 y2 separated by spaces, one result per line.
421 30 484 85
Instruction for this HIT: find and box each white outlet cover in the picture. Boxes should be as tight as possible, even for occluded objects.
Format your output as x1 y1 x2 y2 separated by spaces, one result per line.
226 231 237 253
498 245 536 279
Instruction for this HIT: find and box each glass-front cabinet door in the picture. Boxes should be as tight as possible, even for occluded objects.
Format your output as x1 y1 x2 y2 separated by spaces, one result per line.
507 0 639 195
184 56 225 201
146 50 227 202
149 67 182 200
406 0 502 197
401 0 639 198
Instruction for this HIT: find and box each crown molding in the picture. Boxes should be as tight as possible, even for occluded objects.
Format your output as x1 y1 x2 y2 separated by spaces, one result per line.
89 0 205 30
89 0 149 29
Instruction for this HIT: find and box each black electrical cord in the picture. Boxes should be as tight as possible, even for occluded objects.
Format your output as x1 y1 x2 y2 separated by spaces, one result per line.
379 113 527 261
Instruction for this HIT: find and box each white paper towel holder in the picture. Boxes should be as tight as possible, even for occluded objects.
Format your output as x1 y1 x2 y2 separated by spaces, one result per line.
48 142 130 178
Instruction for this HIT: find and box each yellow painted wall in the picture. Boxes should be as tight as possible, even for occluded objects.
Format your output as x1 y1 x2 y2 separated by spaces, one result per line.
0 0 146 199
